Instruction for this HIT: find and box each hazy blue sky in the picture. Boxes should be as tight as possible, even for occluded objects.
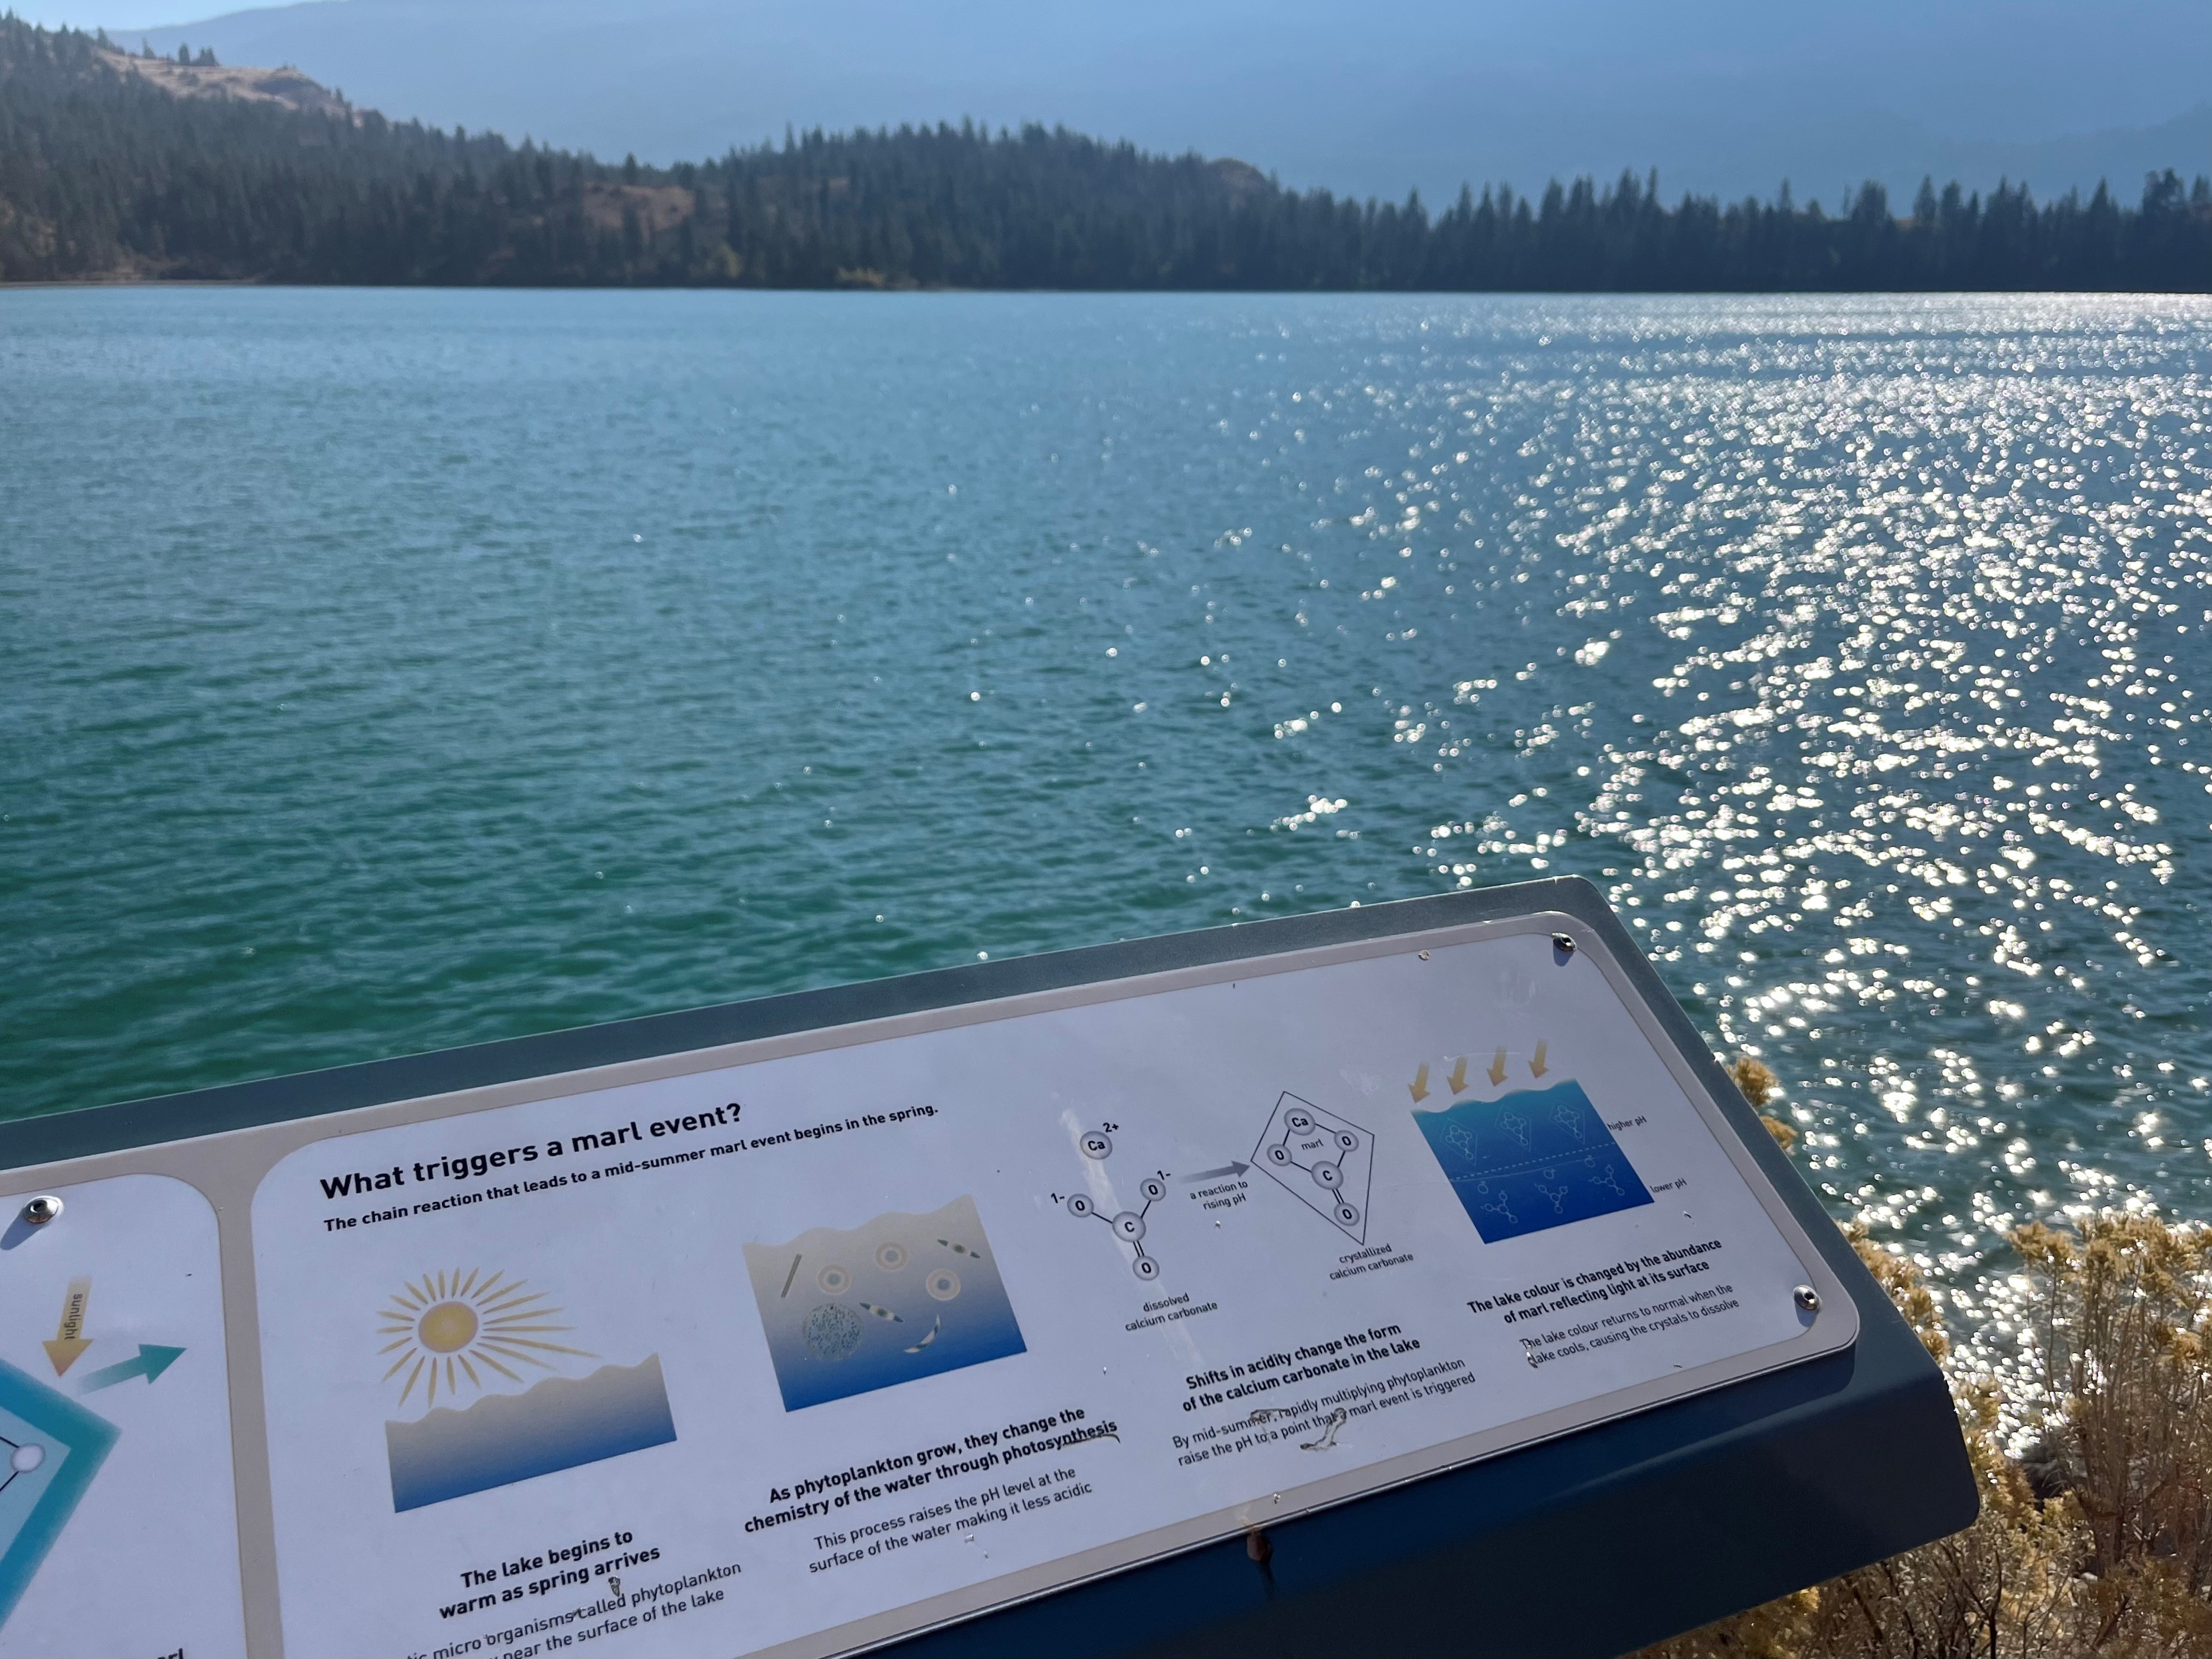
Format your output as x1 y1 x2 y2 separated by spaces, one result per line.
25 0 2212 203
29 0 200 27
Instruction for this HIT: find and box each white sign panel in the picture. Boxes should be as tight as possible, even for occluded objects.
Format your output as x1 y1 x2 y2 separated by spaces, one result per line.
0 1174 246 1659
233 921 1849 1658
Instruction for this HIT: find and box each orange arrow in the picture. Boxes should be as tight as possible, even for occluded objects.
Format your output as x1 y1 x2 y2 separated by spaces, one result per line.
1487 1046 1509 1087
1531 1040 1550 1079
1448 1056 1470 1094
1409 1062 1431 1104
44 1277 92 1376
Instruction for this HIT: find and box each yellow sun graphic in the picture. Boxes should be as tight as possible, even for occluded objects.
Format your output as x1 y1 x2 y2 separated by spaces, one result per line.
378 1270 594 1409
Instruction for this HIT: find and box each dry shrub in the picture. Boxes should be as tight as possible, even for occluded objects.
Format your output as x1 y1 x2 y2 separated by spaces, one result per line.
2015 1217 2212 1655
1732 1057 1781 1108
1637 1215 2212 1658
1729 1055 1797 1154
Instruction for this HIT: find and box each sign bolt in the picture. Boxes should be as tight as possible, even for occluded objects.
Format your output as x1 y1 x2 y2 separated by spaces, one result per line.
1794 1284 1821 1313
19 1195 62 1226
1551 932 1576 955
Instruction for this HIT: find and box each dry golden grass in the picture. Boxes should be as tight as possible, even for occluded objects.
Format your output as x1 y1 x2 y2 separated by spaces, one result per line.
1638 1084 2212 1657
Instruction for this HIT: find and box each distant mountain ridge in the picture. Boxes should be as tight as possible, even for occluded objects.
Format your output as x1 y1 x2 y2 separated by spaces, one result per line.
3 19 2207 292
116 0 2212 207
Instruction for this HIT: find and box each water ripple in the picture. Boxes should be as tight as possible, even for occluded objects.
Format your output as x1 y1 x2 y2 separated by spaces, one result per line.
2 289 2207 1345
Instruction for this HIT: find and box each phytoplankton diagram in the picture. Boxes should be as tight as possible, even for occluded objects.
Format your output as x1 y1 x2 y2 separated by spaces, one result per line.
743 1196 1026 1411
1252 1094 1375 1245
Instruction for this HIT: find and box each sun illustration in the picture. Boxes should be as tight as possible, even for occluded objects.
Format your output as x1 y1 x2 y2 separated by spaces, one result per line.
379 1270 594 1409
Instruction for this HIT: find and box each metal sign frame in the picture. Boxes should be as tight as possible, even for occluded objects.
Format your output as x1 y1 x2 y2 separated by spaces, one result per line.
0 878 1974 1658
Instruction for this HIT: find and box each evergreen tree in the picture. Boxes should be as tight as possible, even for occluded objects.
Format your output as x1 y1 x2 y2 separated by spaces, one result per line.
2 18 2207 292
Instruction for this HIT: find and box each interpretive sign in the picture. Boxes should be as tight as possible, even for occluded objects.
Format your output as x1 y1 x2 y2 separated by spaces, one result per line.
0 1174 245 1655
0 891 1857 1658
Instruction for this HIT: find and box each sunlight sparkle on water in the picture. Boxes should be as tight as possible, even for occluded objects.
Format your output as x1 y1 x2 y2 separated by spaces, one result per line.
2 290 2207 1374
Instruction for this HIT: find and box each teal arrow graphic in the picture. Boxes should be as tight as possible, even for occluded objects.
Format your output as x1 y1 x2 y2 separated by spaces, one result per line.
76 1344 184 1393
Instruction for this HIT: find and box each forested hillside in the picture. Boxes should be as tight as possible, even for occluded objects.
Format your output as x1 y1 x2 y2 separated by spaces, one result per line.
4 18 2207 290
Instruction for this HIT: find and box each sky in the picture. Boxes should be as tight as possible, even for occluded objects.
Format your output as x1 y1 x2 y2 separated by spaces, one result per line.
28 0 185 23
21 0 2212 204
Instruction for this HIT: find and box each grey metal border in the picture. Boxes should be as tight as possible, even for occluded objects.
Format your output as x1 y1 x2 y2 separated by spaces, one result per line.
0 878 1863 1658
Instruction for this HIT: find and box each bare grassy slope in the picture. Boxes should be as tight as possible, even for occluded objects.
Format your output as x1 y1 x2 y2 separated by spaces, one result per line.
97 47 355 122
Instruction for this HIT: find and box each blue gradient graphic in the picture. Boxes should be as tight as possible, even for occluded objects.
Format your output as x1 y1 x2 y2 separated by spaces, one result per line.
1413 1080 1653 1244
385 1354 675 1511
0 1356 116 1628
745 1197 1025 1411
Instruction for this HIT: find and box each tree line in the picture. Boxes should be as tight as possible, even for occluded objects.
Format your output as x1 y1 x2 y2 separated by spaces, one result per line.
4 17 2207 291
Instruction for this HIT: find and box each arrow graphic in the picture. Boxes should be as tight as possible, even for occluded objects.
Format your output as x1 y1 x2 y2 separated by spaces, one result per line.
1185 1162 1250 1181
1531 1040 1550 1079
77 1344 184 1394
44 1277 92 1376
1448 1056 1470 1094
1488 1046 1509 1087
1409 1062 1431 1103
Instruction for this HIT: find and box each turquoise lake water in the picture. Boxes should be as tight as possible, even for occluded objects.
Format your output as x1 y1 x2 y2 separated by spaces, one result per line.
4 288 2208 1334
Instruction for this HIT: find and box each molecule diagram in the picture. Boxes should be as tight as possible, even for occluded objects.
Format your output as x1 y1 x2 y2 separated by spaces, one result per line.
1060 1126 1171 1282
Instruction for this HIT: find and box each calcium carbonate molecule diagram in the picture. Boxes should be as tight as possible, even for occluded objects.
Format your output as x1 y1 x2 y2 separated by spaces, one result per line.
1057 1125 1172 1281
1252 1092 1375 1245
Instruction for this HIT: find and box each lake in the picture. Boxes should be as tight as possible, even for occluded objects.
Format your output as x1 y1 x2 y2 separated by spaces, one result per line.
4 287 2208 1344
